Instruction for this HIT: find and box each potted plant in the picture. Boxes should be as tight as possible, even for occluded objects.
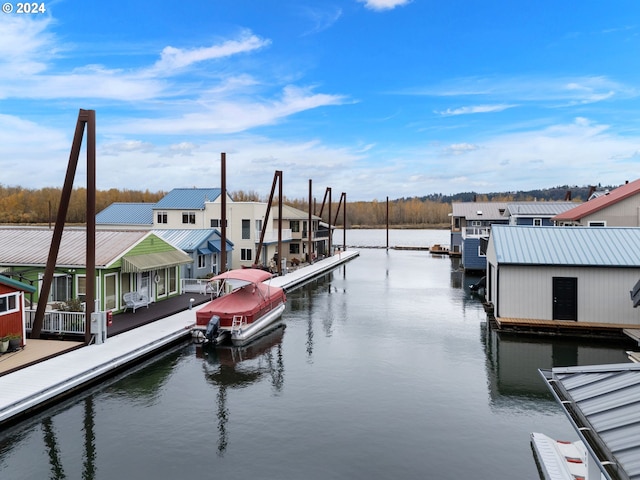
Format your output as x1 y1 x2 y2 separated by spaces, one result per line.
6 333 22 352
0 335 9 353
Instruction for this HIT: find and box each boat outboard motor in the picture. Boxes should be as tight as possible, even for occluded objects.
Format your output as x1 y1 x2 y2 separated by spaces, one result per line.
205 315 220 343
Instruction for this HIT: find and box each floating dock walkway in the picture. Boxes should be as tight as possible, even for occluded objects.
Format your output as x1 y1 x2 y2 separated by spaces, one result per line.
0 250 359 427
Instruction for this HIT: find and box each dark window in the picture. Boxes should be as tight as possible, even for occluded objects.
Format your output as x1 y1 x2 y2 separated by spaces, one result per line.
242 219 250 239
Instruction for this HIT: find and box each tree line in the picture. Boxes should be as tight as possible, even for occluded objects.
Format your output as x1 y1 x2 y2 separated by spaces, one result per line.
1 183 607 227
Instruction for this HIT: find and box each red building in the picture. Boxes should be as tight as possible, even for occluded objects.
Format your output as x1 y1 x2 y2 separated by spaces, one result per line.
0 274 36 348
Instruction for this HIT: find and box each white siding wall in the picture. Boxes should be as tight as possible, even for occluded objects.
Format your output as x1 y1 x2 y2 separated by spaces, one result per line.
497 265 640 325
581 195 640 226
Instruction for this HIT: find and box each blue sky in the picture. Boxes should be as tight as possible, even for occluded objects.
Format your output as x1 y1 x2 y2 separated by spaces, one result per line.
2 0 639 200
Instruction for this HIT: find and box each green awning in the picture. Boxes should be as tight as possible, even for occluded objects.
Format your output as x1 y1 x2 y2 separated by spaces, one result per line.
121 250 192 273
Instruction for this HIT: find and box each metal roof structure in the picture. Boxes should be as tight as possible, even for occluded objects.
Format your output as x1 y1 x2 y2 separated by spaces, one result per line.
154 188 222 210
451 202 510 220
271 204 321 220
504 201 579 217
540 362 640 480
153 229 233 253
553 179 640 222
490 225 640 267
96 202 154 225
0 227 149 268
0 274 36 293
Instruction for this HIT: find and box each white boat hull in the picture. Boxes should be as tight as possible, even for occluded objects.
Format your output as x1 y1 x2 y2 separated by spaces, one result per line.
531 432 588 480
227 303 286 346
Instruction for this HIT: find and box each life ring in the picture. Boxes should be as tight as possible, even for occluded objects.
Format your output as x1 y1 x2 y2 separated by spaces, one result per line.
154 274 160 283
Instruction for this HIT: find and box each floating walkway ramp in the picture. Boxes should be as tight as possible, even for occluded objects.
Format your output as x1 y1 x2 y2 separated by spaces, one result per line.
0 250 359 427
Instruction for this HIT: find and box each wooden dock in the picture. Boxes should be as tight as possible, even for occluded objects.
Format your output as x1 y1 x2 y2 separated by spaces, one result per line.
494 315 640 340
0 250 359 427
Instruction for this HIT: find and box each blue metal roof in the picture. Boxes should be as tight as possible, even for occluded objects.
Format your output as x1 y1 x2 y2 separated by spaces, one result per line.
491 225 640 267
154 188 221 210
153 229 233 253
96 203 154 225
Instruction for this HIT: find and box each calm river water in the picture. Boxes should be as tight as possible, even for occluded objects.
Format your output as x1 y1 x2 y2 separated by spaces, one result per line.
0 229 633 479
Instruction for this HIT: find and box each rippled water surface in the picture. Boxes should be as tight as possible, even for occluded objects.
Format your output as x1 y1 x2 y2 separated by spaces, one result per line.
0 230 632 479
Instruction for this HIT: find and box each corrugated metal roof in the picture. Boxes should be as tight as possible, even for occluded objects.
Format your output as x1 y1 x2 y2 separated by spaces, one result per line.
272 204 321 220
504 201 579 217
153 229 233 252
154 188 221 210
0 227 149 267
541 363 640 480
553 179 640 221
451 202 510 220
96 203 154 225
490 225 640 266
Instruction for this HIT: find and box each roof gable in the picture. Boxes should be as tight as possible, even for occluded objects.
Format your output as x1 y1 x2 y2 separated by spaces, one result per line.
154 188 222 210
553 179 640 221
490 224 640 266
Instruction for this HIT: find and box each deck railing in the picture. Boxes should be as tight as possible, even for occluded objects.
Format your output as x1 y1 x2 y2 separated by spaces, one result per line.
24 309 86 335
181 278 212 294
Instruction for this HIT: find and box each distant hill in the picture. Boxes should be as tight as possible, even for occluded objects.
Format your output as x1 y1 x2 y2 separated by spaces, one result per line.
410 184 615 204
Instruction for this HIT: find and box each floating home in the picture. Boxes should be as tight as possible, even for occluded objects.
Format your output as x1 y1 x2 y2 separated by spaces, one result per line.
553 178 640 227
485 225 640 335
0 227 192 314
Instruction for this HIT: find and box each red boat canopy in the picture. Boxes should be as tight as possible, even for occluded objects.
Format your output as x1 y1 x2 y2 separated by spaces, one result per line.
210 268 274 284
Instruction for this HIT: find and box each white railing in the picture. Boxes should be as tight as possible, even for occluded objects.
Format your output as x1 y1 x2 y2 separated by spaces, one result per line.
257 229 293 243
463 226 491 238
181 278 212 294
25 309 86 335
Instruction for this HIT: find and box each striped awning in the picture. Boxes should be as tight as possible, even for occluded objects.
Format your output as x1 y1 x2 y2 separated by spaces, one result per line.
121 250 192 273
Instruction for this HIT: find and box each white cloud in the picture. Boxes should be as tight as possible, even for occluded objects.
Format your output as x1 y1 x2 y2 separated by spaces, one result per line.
358 0 412 11
111 85 347 135
149 31 271 74
411 75 635 106
436 104 516 116
300 6 343 35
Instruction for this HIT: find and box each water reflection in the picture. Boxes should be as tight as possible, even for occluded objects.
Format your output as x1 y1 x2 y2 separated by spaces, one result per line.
197 325 286 456
482 322 632 411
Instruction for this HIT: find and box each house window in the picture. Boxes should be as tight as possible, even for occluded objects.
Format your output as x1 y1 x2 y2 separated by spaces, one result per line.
242 219 251 239
168 267 177 294
157 211 168 224
182 212 196 224
0 293 19 315
198 254 206 269
49 274 72 302
104 273 118 310
588 221 606 227
77 275 86 302
471 220 482 227
291 221 300 233
533 218 542 226
241 248 253 261
289 243 300 254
